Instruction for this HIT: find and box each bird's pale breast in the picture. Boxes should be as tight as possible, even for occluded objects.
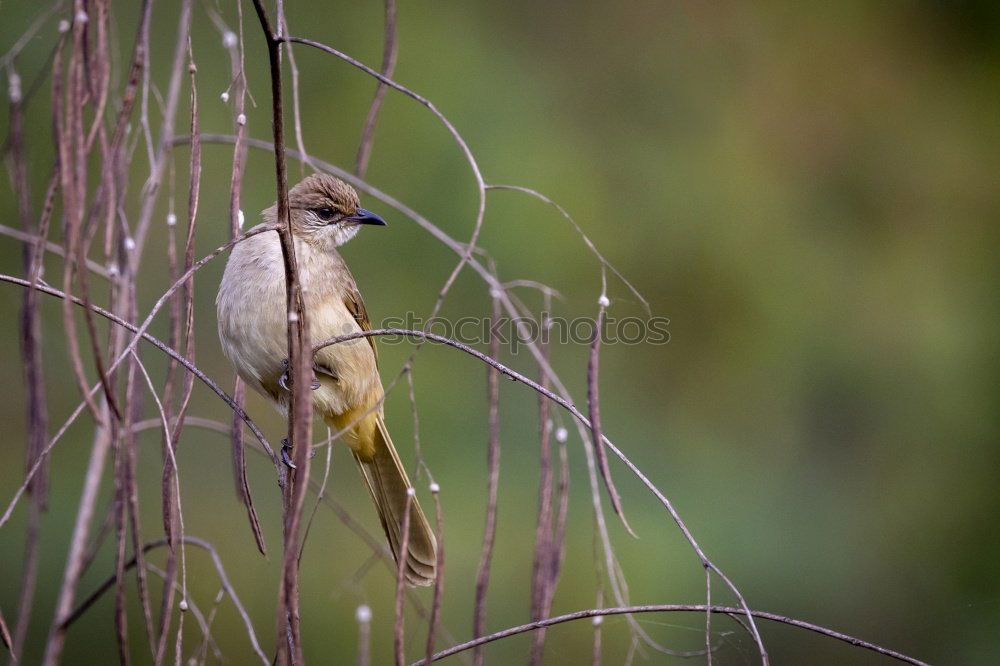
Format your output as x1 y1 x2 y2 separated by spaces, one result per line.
217 227 381 419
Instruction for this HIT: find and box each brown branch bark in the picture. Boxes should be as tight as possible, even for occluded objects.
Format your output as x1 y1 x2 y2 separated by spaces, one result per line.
250 3 313 662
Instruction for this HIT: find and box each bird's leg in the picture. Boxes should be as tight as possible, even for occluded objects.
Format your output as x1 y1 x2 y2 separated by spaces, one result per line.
278 358 323 391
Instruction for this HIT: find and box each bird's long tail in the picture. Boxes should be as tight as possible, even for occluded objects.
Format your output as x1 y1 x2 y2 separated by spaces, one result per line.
351 415 437 586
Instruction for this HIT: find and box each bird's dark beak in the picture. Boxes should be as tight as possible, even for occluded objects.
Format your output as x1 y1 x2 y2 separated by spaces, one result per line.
349 208 387 226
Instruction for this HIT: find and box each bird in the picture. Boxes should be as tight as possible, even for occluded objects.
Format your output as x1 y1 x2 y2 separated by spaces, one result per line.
216 173 436 586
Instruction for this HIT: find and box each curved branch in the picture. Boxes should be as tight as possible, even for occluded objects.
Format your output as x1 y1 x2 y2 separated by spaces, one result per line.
282 34 487 349
415 605 930 666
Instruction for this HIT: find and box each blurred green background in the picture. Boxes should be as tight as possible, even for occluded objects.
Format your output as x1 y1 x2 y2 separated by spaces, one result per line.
2 1 999 663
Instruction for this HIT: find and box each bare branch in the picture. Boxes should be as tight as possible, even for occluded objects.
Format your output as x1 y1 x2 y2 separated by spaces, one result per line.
472 295 502 666
416 605 930 666
249 4 313 661
355 0 398 178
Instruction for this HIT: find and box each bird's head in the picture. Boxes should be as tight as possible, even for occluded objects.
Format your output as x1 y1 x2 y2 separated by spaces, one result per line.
265 173 386 248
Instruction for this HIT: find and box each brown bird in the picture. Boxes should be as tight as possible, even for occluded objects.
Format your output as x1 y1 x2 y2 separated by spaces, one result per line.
216 173 436 586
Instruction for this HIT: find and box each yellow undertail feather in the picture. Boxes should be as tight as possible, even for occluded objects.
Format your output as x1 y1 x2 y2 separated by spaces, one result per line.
343 414 437 586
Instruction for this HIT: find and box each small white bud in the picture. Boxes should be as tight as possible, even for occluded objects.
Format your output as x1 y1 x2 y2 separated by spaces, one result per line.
223 31 238 48
355 604 371 623
74 10 88 24
58 20 70 33
591 615 603 626
166 212 177 227
107 263 119 277
429 482 440 494
237 209 245 229
179 599 189 612
236 113 246 126
406 487 416 497
597 295 610 308
124 237 136 251
288 311 299 322
555 427 568 443
220 91 230 103
8 72 22 103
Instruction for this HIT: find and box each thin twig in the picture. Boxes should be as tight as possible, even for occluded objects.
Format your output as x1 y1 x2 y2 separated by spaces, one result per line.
486 184 649 315
394 491 414 666
587 268 631 529
355 0 397 178
422 485 445 666
529 301 554 666
415 605 931 666
472 294 502 666
0 224 109 277
249 4 312 662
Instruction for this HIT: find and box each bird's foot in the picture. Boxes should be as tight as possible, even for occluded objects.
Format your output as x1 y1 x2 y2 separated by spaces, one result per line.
280 438 297 469
279 438 319 469
278 358 322 391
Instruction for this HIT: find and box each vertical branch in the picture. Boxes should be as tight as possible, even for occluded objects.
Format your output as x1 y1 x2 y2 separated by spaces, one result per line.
394 490 414 666
128 0 195 645
210 0 267 554
587 270 628 526
278 11 314 176
102 5 160 647
41 404 113 666
422 483 445 666
472 293 502 666
155 195 181 665
112 416 131 665
131 0 192 260
6 56 50 665
551 422 571 604
54 9 101 422
250 2 313 663
42 8 118 664
355 0 397 178
406 370 426 478
704 567 713 666
529 297 554 666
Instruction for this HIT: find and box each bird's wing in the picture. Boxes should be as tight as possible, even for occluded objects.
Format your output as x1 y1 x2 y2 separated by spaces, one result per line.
344 285 378 365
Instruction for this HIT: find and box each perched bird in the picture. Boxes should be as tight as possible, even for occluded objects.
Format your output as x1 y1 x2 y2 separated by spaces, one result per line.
216 173 436 586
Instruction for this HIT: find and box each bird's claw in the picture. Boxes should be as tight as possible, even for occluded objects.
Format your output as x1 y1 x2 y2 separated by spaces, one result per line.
278 358 322 391
278 359 291 391
280 438 297 469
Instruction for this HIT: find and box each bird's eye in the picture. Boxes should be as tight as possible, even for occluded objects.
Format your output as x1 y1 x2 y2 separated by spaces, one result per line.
315 207 337 222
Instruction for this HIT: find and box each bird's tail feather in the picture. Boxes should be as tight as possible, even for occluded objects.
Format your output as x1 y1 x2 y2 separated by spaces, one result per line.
353 416 437 586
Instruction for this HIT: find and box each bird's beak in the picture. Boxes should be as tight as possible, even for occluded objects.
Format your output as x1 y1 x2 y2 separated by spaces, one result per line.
349 208 387 226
